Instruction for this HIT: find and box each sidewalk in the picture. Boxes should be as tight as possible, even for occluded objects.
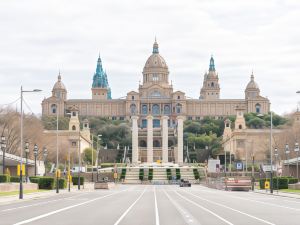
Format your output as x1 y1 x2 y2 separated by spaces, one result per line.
254 189 300 199
0 183 95 205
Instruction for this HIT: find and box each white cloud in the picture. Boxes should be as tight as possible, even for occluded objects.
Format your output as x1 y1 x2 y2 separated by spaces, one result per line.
0 0 300 115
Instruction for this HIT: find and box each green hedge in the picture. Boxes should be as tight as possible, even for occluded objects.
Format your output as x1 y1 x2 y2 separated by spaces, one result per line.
287 177 298 184
10 176 20 183
38 177 55 189
166 168 172 180
120 168 126 179
0 174 10 183
72 176 84 185
55 178 67 189
29 176 40 184
259 177 289 190
148 168 153 181
176 168 181 180
193 168 199 180
139 168 144 181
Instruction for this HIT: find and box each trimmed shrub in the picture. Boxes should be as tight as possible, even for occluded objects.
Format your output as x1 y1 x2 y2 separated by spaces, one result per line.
193 168 199 180
166 168 172 180
55 178 67 189
120 168 126 179
29 176 40 184
38 177 55 189
176 168 181 180
72 176 84 185
10 176 20 183
139 168 144 181
0 174 10 183
260 177 289 190
148 168 153 181
288 178 298 184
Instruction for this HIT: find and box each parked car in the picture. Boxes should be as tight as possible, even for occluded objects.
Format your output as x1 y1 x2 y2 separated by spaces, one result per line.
71 167 86 173
179 179 191 187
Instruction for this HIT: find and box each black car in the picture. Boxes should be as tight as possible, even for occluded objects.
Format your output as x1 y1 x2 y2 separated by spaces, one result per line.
179 179 191 187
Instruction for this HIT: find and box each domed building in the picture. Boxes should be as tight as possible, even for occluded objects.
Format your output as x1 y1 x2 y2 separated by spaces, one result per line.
42 39 270 164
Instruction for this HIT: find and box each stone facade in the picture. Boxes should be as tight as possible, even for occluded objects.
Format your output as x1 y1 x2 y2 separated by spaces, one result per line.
41 39 270 164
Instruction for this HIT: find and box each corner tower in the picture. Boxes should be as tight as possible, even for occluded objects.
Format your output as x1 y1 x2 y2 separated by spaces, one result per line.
91 55 112 100
200 56 220 100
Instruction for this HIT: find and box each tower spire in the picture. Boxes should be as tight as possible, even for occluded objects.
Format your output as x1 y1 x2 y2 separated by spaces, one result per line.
209 55 215 71
153 37 159 54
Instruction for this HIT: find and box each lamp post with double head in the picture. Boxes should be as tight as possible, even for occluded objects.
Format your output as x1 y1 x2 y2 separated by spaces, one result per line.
19 86 42 199
1 136 6 175
25 142 29 182
33 144 38 176
295 142 299 181
285 144 290 176
43 147 48 176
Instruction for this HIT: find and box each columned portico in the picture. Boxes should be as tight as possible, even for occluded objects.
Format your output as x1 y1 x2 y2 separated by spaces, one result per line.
131 116 139 164
162 116 169 163
177 116 184 164
146 115 153 163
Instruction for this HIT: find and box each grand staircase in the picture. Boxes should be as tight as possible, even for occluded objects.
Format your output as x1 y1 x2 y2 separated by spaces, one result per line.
152 168 168 184
123 168 141 184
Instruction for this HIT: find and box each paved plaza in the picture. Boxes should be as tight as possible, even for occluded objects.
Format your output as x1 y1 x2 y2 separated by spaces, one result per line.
0 185 299 225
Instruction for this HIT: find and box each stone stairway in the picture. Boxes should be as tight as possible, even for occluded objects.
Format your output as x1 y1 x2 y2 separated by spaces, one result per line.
152 168 168 184
123 168 141 184
180 168 196 183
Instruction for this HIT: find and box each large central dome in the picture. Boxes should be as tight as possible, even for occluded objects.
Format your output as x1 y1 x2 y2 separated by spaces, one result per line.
142 40 169 86
143 40 169 74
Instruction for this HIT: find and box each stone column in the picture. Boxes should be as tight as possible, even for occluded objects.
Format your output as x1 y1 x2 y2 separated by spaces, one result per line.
131 116 139 164
147 115 153 163
177 116 184 164
162 116 169 163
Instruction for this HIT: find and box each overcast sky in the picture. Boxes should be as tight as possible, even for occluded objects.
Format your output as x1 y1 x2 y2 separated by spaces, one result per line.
0 0 300 115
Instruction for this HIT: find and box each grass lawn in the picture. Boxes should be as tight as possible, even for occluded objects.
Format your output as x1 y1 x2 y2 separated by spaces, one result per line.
280 189 300 194
0 189 49 197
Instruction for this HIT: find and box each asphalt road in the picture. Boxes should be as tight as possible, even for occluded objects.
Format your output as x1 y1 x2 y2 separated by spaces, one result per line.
0 185 299 225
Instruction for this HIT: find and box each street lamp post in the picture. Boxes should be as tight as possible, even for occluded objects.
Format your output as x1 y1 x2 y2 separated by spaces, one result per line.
25 142 29 182
270 111 274 194
43 147 48 176
295 142 299 181
285 144 290 176
19 86 42 199
91 134 94 182
251 154 255 191
274 147 279 192
96 135 102 182
33 144 38 176
55 105 59 194
1 136 6 175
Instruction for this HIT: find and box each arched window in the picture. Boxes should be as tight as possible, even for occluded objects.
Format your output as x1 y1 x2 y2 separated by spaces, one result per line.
168 140 174 147
142 105 148 115
239 124 242 129
72 125 76 131
130 104 136 114
153 140 161 147
226 123 230 128
51 104 57 114
72 111 76 117
211 82 214 87
139 140 147 147
152 104 160 115
176 103 182 114
153 119 160 128
255 103 261 114
164 105 170 115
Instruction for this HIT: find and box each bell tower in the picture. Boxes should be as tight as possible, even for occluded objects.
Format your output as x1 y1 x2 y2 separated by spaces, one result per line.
200 56 220 100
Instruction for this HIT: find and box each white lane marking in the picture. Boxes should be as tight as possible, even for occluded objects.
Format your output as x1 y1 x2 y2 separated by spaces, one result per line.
113 187 147 225
181 189 276 225
163 188 201 225
1 192 90 212
154 186 160 225
174 190 234 225
12 189 127 225
228 194 300 212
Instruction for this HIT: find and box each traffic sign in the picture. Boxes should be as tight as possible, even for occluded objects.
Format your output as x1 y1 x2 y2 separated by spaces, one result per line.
265 181 270 189
236 162 243 170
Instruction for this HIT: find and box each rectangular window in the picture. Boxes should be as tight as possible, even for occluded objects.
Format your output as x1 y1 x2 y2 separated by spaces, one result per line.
119 117 125 120
71 141 77 147
188 116 193 120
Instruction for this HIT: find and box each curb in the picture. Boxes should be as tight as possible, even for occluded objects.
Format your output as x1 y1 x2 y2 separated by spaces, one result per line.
253 190 300 200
